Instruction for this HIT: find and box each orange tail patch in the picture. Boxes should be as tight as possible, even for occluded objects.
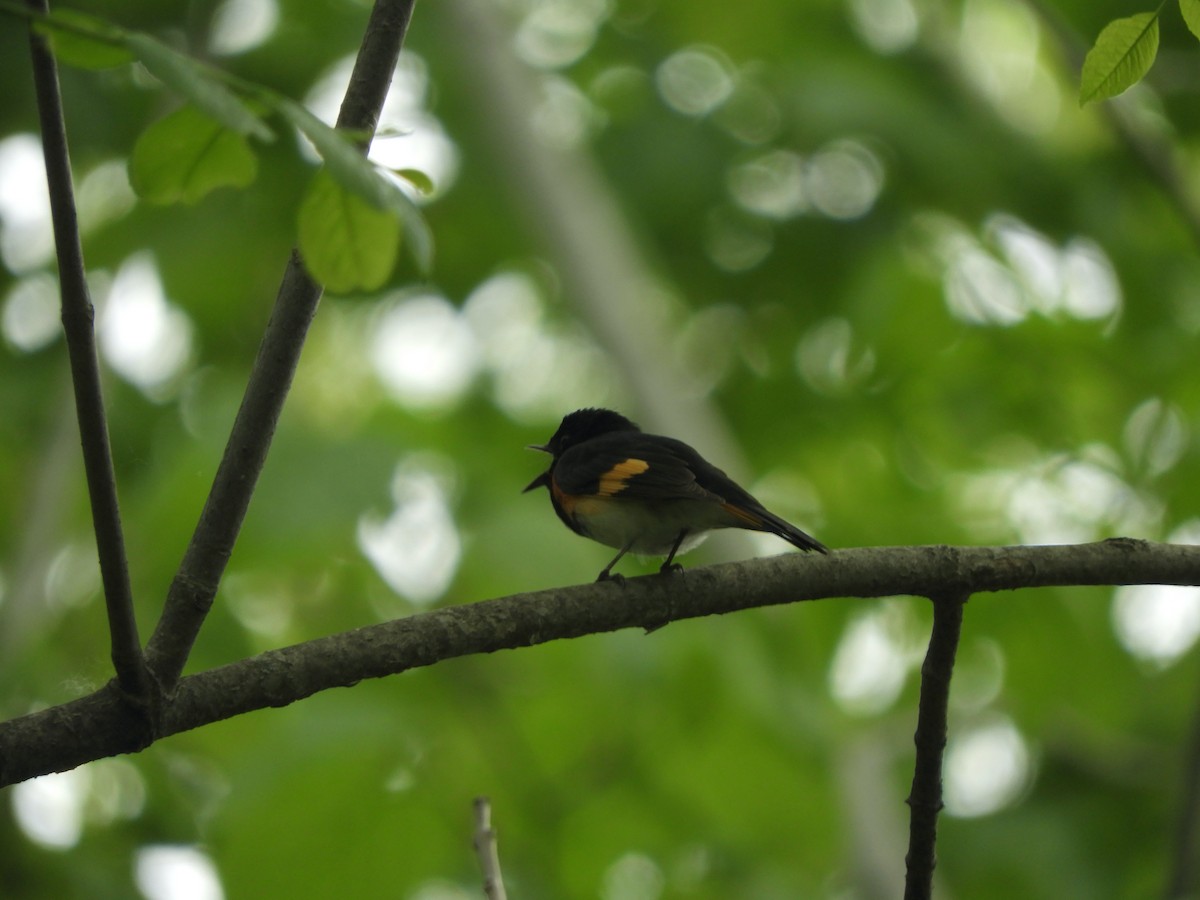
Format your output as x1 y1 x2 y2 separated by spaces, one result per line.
722 502 766 529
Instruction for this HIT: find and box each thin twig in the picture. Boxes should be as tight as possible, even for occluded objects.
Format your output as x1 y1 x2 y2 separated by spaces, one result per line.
24 0 149 699
143 0 418 692
473 797 508 900
904 592 968 900
4 540 1200 785
1166 664 1200 898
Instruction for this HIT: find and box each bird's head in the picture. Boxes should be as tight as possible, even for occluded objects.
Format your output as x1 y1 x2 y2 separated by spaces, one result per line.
522 408 641 492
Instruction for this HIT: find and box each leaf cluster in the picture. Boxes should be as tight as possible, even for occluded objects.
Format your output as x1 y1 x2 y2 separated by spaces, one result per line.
10 0 431 289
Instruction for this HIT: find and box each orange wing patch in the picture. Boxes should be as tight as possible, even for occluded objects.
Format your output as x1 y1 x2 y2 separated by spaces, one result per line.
598 458 650 496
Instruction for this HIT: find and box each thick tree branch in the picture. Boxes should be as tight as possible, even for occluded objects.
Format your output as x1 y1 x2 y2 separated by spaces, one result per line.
25 0 148 698
143 0 418 692
2 540 1199 787
904 593 967 900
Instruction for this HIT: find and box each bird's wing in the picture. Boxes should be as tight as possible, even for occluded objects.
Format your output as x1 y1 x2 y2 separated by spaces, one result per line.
554 434 721 503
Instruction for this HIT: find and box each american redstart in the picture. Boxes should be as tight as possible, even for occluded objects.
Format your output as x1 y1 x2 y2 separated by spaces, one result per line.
524 408 828 581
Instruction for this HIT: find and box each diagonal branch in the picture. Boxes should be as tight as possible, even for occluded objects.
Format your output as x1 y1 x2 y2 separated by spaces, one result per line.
3 540 1200 786
904 592 968 900
143 0 418 693
25 0 148 698
142 256 323 690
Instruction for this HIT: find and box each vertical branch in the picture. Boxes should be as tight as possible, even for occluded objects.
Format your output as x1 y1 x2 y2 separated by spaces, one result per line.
25 0 149 699
1165 668 1200 898
904 592 968 900
473 797 508 900
143 0 418 693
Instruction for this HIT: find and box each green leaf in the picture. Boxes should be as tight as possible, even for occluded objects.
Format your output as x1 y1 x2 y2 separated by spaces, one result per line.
1079 13 1159 105
129 106 258 205
1181 0 1200 40
124 33 274 141
395 168 435 196
278 99 433 273
297 168 401 293
276 100 391 207
35 10 133 69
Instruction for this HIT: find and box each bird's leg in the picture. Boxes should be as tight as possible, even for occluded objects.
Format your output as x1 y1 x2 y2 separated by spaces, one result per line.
642 529 689 635
659 530 689 575
597 539 636 583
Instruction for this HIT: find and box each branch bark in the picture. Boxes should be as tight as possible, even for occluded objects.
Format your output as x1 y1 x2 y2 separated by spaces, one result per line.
143 0 418 693
904 593 967 900
473 797 509 900
2 539 1198 787
25 0 147 698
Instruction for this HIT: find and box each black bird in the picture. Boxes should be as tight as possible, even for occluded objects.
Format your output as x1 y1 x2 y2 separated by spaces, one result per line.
524 408 828 581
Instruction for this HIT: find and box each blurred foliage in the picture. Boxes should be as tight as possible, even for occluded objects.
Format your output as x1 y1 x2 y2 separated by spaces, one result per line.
2 0 1200 898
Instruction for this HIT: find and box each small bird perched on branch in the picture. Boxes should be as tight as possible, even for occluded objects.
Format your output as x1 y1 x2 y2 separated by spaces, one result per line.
524 408 828 581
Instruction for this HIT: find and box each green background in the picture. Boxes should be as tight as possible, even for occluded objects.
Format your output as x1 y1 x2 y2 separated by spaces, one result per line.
2 0 1199 897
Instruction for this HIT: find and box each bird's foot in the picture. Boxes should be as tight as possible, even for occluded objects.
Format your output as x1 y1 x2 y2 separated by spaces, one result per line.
596 570 626 585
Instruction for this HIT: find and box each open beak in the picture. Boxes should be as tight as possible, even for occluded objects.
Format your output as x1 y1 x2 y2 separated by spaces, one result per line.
520 472 549 494
523 470 551 493
523 443 552 492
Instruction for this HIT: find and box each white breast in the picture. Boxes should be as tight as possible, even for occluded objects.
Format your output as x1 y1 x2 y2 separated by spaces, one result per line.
571 496 725 555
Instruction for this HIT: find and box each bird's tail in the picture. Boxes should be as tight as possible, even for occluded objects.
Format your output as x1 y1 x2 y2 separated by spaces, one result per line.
721 502 829 554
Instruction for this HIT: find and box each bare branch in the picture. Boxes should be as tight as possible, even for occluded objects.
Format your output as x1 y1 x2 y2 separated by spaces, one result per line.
24 0 148 698
143 0 418 692
904 593 967 900
3 540 1199 786
143 256 322 689
1166 665 1200 898
473 797 508 900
